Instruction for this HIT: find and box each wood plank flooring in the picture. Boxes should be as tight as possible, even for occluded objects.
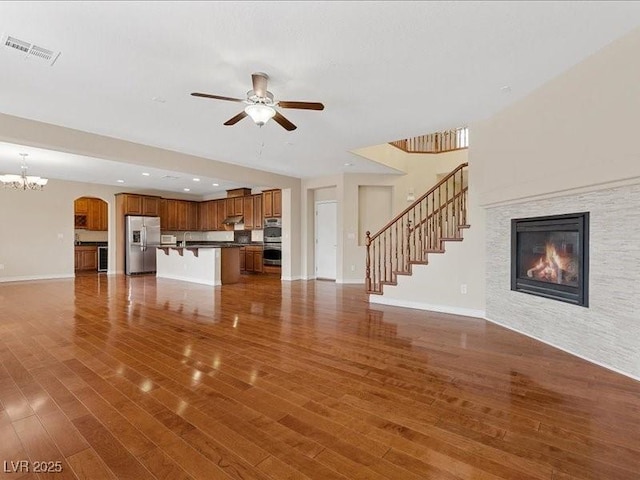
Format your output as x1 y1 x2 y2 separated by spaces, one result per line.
0 274 639 479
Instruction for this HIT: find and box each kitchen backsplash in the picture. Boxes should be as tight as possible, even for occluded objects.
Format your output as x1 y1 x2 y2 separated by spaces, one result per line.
75 230 108 242
251 230 264 242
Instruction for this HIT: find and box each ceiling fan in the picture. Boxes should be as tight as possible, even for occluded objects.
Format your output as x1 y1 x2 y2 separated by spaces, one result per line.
191 72 324 131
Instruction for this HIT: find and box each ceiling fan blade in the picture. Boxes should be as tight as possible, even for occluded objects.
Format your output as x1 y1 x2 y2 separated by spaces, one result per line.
191 92 244 102
223 111 248 126
252 73 268 98
277 101 324 111
272 111 297 131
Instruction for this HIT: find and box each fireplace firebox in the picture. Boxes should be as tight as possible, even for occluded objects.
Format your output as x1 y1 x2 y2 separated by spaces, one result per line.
511 212 589 307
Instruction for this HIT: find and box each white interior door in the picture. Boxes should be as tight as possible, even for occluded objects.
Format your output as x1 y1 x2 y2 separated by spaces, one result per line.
315 201 337 280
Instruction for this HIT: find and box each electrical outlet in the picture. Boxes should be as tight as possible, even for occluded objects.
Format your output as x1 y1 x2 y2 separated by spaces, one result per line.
57 233 64 239
0 264 4 270
460 284 468 294
350 264 356 272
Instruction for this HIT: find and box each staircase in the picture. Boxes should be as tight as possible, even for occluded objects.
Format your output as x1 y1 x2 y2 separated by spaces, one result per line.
365 162 469 294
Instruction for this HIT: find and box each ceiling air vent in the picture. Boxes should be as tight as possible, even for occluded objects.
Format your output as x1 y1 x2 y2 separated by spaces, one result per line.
2 34 61 66
161 175 180 180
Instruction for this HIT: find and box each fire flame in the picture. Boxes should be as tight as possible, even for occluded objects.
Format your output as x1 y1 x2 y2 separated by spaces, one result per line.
527 242 571 284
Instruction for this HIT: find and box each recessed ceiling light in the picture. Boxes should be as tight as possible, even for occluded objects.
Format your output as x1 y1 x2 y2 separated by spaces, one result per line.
212 183 219 187
142 172 150 176
183 188 190 192
500 85 512 94
152 96 166 103
193 178 200 182
344 162 353 167
117 179 125 183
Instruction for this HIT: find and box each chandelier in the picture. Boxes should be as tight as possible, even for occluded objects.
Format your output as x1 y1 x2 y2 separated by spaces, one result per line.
0 153 48 190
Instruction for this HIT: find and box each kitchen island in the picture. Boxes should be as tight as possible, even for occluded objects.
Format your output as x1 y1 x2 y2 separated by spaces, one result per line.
156 245 240 286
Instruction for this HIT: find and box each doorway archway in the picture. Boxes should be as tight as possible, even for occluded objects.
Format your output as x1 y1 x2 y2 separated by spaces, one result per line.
73 196 109 274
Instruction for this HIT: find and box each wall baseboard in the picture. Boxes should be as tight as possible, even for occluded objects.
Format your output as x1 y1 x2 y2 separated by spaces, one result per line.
0 273 75 283
337 279 365 285
282 276 303 281
369 295 485 319
484 316 640 383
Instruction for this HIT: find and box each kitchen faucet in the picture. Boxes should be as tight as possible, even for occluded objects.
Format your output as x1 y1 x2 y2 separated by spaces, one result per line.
182 232 192 246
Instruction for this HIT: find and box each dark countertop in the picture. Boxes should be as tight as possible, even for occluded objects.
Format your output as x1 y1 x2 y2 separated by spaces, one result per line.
75 242 108 246
184 241 263 247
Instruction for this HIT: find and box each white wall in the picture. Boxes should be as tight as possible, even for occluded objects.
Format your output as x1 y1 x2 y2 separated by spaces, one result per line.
474 27 640 207
0 179 121 281
473 27 640 380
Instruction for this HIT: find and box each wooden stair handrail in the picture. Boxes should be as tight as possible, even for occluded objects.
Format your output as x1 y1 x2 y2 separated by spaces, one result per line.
365 162 469 295
408 187 468 234
367 162 468 243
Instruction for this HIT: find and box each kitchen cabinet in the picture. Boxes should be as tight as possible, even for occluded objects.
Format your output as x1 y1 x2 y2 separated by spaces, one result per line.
226 197 243 217
241 245 263 273
160 199 199 231
119 194 161 216
215 199 227 230
88 198 108 231
74 246 97 271
142 196 160 216
199 200 214 231
262 189 281 218
75 197 88 214
243 196 254 229
75 197 107 231
188 202 199 230
253 194 263 229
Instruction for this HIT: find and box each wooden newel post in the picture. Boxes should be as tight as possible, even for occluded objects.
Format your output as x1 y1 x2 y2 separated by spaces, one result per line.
365 231 371 292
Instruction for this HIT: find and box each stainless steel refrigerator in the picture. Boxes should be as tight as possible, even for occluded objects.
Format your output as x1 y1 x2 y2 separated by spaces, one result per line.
125 216 161 275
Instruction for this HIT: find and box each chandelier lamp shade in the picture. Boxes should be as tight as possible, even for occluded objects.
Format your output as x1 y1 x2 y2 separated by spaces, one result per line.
0 153 48 190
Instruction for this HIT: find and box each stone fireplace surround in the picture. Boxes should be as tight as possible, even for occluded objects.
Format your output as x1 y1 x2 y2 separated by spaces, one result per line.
486 182 640 380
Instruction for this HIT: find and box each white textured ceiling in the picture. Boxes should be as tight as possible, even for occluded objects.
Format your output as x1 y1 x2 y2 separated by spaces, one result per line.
0 1 639 190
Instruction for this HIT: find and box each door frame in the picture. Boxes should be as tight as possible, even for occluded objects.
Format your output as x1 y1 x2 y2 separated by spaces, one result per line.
314 200 338 281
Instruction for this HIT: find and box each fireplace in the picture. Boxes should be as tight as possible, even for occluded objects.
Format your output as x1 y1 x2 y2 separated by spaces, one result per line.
511 212 589 306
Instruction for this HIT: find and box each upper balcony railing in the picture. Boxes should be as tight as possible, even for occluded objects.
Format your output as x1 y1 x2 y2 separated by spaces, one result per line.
390 127 468 154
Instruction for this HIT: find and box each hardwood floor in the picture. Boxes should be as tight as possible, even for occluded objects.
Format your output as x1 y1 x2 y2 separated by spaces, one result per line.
0 274 639 479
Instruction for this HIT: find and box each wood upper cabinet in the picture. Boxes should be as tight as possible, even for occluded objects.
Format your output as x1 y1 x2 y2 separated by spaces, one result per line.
161 199 198 231
187 202 199 230
262 189 281 218
75 197 88 214
119 194 161 216
253 194 263 229
88 198 107 231
75 197 107 231
226 197 243 217
215 199 226 230
199 200 213 231
142 196 160 216
243 196 254 230
124 195 142 215
273 189 281 217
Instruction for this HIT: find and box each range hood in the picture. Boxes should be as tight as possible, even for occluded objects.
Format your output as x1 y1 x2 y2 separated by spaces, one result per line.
222 215 244 225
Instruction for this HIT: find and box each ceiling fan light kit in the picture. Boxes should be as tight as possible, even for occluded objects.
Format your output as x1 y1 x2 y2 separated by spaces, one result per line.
244 104 276 126
191 72 324 131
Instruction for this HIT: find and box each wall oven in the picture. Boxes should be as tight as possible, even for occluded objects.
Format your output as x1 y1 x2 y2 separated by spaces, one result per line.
264 218 282 243
263 243 282 266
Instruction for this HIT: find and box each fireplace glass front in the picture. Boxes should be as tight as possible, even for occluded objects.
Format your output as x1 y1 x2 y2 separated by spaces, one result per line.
511 212 589 306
